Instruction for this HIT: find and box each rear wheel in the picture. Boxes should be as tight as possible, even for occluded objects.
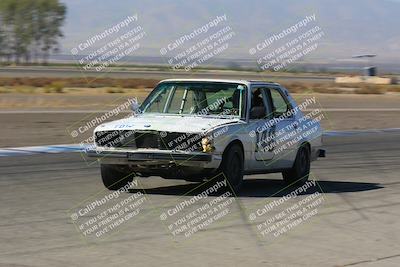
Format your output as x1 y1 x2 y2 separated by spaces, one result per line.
101 164 134 190
282 145 310 185
219 144 244 193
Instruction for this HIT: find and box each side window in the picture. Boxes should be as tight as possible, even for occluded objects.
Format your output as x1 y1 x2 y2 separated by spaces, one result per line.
250 87 270 119
269 88 290 116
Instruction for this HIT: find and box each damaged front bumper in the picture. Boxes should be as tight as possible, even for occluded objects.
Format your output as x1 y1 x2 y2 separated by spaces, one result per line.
86 147 221 168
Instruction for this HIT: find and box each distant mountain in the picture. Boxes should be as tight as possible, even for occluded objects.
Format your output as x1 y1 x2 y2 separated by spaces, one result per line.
61 0 400 62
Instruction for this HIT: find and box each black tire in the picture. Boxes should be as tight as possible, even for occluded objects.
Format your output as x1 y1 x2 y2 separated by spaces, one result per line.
101 164 134 190
282 145 310 185
219 144 244 193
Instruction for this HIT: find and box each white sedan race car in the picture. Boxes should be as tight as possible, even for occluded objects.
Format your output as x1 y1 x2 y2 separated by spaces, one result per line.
87 79 325 192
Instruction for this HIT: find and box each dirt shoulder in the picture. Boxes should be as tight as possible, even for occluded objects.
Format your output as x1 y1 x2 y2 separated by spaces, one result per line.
1 89 400 110
1 92 399 147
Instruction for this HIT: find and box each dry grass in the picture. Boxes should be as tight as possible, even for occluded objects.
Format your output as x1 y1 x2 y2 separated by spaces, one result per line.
0 87 9 93
385 85 400 93
0 77 159 89
282 82 398 95
0 77 398 95
354 85 385 94
14 86 37 94
282 82 344 94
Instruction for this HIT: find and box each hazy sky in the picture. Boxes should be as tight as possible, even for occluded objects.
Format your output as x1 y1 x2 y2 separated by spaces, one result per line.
60 0 400 61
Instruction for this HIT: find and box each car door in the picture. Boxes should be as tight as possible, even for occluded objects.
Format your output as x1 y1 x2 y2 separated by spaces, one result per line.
264 86 299 169
247 86 277 170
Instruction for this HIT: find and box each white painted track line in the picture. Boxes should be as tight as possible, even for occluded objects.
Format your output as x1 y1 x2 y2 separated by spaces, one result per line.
1 128 399 157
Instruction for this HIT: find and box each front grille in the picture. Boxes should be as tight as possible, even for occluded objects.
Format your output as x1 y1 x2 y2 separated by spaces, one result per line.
95 130 136 148
134 132 160 149
95 130 203 152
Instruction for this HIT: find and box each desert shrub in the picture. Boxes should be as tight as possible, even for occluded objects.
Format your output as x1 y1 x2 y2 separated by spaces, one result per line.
105 87 125 93
43 81 65 93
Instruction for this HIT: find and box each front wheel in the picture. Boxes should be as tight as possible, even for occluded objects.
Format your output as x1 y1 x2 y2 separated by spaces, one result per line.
218 144 244 193
101 164 134 190
282 145 310 185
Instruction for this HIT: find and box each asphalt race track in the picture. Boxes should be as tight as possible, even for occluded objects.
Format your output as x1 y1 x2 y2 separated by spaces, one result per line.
0 132 399 267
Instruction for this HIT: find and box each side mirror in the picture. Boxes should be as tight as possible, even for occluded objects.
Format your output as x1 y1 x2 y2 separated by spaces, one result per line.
250 106 266 119
130 99 141 114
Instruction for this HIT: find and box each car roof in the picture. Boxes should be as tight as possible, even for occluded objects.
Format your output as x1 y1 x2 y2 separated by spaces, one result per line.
159 78 280 87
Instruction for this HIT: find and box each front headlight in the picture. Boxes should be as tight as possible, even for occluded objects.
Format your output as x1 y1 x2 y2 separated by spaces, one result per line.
201 136 215 153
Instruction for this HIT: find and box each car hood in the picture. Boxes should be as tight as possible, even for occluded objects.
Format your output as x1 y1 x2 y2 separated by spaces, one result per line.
95 114 243 133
